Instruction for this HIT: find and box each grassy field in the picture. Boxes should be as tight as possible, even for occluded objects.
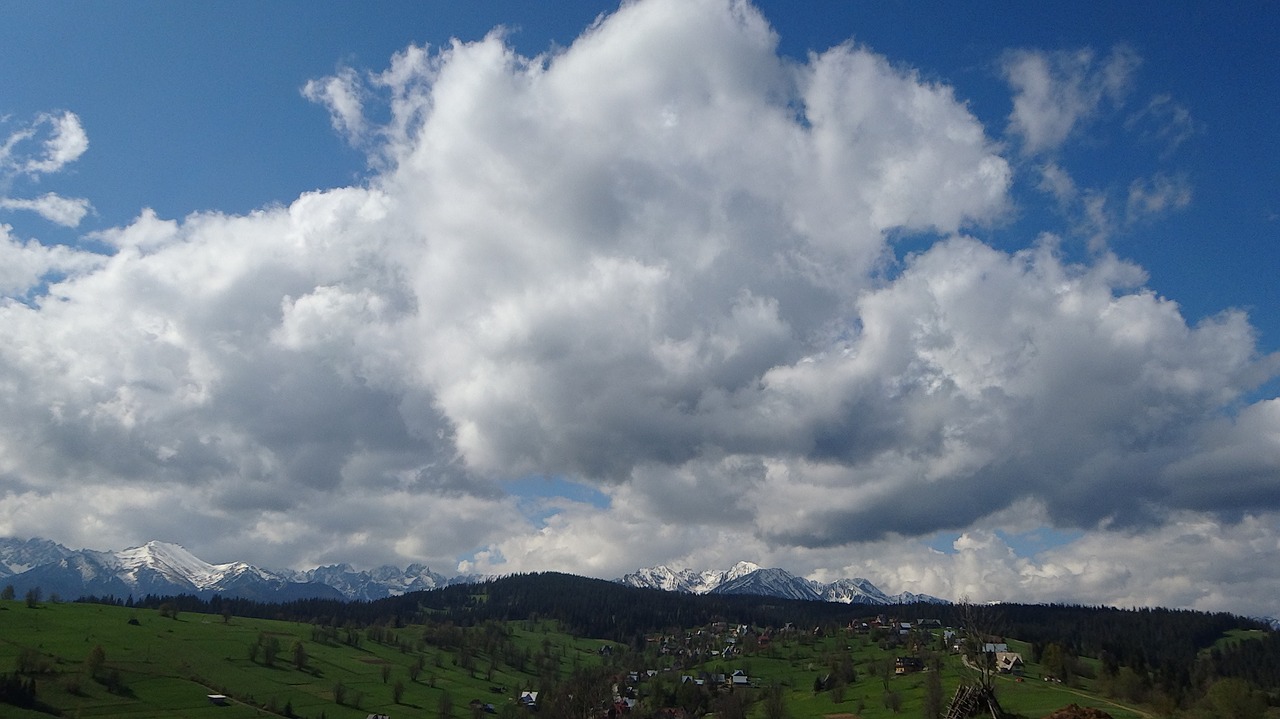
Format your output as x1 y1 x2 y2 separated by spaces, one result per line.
0 598 605 718
0 597 1157 718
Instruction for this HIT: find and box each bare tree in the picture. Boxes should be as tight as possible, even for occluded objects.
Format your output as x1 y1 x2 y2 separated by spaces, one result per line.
762 681 789 719
923 663 943 719
957 596 999 691
948 596 1007 719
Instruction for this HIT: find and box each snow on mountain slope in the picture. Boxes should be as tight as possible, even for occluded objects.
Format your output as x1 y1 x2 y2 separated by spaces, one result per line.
115 541 223 588
0 537 74 577
710 566 824 601
720 560 763 584
296 563 453 600
617 565 696 593
820 577 895 604
109 540 302 595
617 560 765 594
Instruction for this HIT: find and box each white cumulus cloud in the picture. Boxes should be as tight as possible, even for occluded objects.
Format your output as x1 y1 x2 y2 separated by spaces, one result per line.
1 111 93 229
0 192 91 227
1003 46 1140 155
1 111 88 176
0 0 1276 615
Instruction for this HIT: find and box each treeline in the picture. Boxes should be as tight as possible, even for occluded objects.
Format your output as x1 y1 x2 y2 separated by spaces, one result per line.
1200 631 1280 693
76 572 1279 695
79 572 889 638
957 602 1276 703
991 604 1261 687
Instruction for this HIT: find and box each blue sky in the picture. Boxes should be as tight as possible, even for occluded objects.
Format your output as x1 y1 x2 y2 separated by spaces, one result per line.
4 3 1276 332
2 1 1279 617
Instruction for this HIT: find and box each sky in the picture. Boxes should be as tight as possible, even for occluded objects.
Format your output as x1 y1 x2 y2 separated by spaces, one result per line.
1 0 1279 617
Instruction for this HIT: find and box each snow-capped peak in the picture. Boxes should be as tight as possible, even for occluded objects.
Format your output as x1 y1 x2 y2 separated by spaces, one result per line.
712 566 823 601
114 541 220 586
112 540 271 590
722 561 761 582
0 537 73 576
619 565 689 592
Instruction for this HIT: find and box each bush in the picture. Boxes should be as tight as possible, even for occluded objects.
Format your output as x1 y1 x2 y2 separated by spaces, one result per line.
100 668 130 696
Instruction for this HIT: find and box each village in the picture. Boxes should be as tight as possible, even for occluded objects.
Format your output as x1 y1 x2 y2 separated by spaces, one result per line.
491 613 1038 718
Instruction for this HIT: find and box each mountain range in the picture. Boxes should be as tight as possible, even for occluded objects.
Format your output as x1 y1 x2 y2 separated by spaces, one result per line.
616 560 946 605
0 537 941 606
0 537 473 603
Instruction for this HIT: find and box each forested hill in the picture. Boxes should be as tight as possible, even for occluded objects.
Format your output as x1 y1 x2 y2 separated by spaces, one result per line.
81 570 1277 695
984 602 1272 701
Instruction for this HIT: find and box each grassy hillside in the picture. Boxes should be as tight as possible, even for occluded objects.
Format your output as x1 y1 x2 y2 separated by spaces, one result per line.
0 597 606 718
0 594 1165 719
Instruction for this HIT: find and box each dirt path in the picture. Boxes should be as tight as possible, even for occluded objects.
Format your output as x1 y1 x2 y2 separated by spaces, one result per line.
992 673 1152 719
960 652 1152 719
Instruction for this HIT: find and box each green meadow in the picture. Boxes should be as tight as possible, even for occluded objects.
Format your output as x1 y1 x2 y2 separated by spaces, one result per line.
0 598 603 719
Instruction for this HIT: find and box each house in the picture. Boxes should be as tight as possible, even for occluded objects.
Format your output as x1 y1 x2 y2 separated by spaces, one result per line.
731 669 750 687
367 714 391 719
207 694 229 706
894 657 925 675
983 643 1009 654
995 652 1024 674
519 690 539 710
